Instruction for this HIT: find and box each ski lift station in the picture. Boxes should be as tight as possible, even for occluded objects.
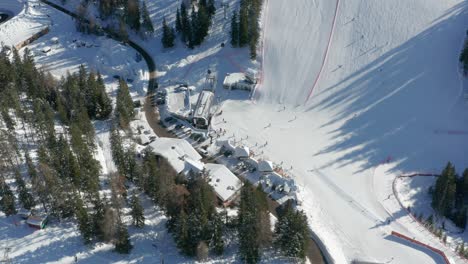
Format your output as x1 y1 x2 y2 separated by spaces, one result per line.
223 72 257 91
193 90 214 129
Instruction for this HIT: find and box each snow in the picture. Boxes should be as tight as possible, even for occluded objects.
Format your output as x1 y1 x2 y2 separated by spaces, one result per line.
212 0 468 263
205 163 242 203
0 0 50 48
2 0 467 262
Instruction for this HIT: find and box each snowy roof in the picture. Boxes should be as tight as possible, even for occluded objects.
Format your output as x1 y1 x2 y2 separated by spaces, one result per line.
193 91 214 120
148 138 202 174
223 73 246 86
205 163 242 202
245 157 259 168
217 139 235 151
234 146 250 158
138 134 151 145
183 158 205 175
18 208 30 217
27 215 46 226
259 160 274 172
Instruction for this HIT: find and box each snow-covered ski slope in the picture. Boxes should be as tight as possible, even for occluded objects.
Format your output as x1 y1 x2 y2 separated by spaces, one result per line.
217 0 468 263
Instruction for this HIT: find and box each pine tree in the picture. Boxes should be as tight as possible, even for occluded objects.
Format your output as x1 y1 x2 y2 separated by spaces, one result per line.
161 17 175 48
92 198 106 240
119 19 129 43
130 193 145 227
95 72 112 120
0 183 16 216
180 2 191 44
15 171 35 210
432 162 457 217
116 79 134 128
141 0 154 33
212 213 225 255
238 182 263 263
207 0 216 16
175 8 182 33
175 208 190 253
125 0 141 31
189 5 198 48
274 202 310 259
238 0 249 47
230 11 239 47
114 220 132 254
76 197 93 244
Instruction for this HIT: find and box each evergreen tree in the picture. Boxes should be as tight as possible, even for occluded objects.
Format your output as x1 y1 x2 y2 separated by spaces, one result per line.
432 162 457 217
125 0 141 31
230 11 239 47
175 8 182 33
119 19 129 43
180 2 191 44
95 72 112 120
92 198 106 240
274 202 310 259
189 6 198 48
212 213 225 255
175 208 190 252
0 183 16 216
141 0 154 33
76 197 93 244
238 0 249 47
114 220 133 254
207 0 216 16
116 79 134 128
238 182 272 263
130 193 145 227
161 17 175 48
15 171 35 210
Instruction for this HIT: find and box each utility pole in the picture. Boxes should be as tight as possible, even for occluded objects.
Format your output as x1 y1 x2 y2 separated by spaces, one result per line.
2 247 11 264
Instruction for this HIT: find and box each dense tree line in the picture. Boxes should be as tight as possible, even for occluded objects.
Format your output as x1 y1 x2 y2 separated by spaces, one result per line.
431 162 468 229
0 46 136 253
75 0 154 37
274 201 310 259
174 0 215 49
230 0 263 59
237 183 272 263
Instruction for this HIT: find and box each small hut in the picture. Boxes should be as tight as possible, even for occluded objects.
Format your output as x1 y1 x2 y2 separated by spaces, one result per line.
234 146 250 159
26 215 48 229
258 160 274 173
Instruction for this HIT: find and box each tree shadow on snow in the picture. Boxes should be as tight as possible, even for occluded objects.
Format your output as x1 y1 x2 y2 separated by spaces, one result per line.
308 2 468 174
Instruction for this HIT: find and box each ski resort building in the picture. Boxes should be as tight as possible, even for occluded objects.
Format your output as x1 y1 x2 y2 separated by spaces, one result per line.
223 73 257 91
193 90 214 129
147 138 202 174
205 163 242 205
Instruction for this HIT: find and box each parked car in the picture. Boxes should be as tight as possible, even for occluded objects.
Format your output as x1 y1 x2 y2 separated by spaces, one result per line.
164 116 175 123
